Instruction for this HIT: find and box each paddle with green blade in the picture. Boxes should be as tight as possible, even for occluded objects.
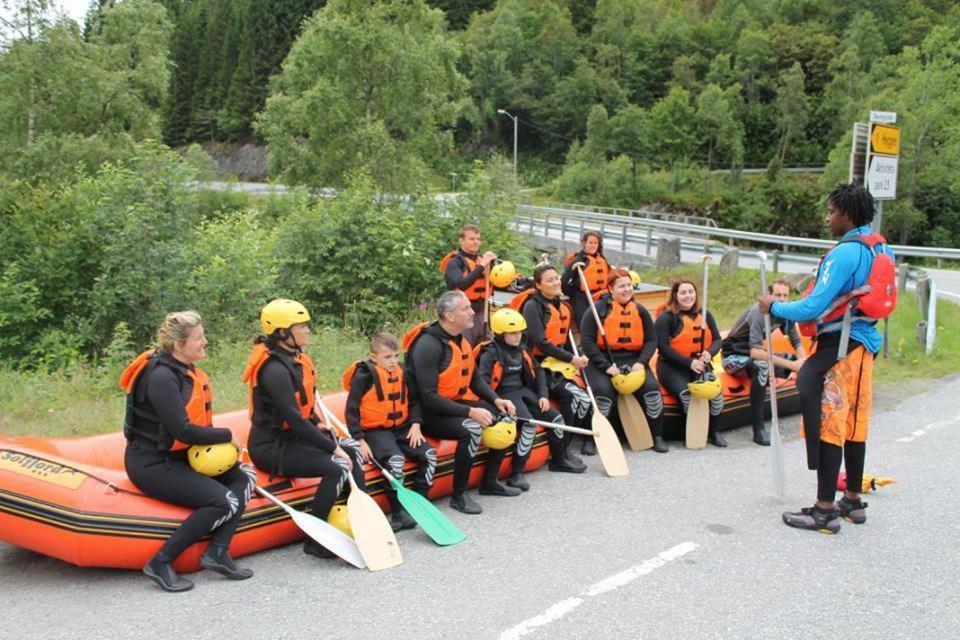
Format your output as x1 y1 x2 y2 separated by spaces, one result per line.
368 457 466 546
318 402 466 547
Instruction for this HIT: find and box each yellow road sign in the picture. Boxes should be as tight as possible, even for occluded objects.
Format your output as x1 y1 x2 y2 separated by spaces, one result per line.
870 124 900 155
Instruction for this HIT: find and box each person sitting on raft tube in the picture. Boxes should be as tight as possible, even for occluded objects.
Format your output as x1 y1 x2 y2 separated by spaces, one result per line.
440 223 497 346
759 183 894 534
121 310 255 593
654 279 727 447
579 268 668 453
343 332 436 532
722 279 808 446
515 262 592 463
403 291 518 515
561 231 611 327
243 299 365 560
476 309 587 491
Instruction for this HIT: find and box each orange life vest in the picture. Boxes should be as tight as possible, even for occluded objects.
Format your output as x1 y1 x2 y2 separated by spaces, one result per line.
566 252 609 294
596 298 646 351
119 349 213 451
341 360 409 430
242 342 317 430
473 340 537 391
403 322 475 400
440 250 487 302
513 290 573 357
669 312 712 358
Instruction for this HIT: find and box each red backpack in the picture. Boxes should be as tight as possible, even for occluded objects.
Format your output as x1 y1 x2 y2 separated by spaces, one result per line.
798 233 897 337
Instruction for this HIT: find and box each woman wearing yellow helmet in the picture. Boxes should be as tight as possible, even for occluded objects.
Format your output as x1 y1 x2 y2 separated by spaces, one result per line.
654 279 726 447
242 299 366 559
121 311 255 593
580 269 668 453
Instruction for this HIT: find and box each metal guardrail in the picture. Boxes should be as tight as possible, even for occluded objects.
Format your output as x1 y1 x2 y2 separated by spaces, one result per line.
517 204 960 261
541 202 717 228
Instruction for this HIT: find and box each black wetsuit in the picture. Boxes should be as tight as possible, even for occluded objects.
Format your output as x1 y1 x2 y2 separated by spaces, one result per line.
247 346 364 524
444 249 488 346
655 309 724 428
408 323 505 493
520 292 592 433
124 353 252 563
561 250 609 327
345 364 436 497
476 338 565 474
579 298 664 440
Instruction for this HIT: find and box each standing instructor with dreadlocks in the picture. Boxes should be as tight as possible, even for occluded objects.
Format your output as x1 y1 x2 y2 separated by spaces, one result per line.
760 183 896 534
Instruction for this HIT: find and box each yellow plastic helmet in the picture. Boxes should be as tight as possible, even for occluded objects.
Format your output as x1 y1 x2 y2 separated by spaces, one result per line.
490 308 527 335
482 420 517 450
187 443 239 477
327 504 353 538
629 270 642 287
260 298 310 335
611 369 646 394
687 371 722 399
541 356 577 380
489 260 517 288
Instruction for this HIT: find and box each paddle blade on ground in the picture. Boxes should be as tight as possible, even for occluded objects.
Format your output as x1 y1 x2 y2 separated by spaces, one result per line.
346 474 404 571
254 487 366 569
617 394 653 451
592 410 630 477
381 470 465 546
685 398 709 449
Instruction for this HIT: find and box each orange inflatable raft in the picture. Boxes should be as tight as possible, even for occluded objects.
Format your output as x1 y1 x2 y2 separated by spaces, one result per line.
0 392 549 571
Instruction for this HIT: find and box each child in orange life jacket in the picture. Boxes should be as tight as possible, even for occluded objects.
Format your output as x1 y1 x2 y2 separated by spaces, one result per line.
476 309 585 492
343 333 436 532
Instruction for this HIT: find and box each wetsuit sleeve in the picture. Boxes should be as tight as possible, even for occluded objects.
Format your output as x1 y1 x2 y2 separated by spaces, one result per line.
345 368 373 440
560 253 583 295
523 302 573 362
706 312 722 357
656 312 693 369
469 367 500 405
786 319 803 350
771 243 862 322
444 254 484 291
406 376 423 425
410 338 470 418
748 308 767 351
477 347 496 386
637 306 656 366
259 360 336 451
146 368 232 445
579 309 611 370
534 359 549 398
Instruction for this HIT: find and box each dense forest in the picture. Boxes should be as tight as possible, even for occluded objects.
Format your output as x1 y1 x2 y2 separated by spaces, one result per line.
1 0 959 368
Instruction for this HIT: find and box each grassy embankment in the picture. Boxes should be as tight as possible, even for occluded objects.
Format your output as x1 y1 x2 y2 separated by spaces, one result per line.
1 265 955 438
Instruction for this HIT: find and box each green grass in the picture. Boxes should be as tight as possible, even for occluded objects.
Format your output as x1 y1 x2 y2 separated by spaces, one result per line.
2 268 956 439
0 327 369 439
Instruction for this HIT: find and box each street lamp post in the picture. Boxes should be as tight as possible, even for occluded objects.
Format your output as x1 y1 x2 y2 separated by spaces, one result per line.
496 109 518 178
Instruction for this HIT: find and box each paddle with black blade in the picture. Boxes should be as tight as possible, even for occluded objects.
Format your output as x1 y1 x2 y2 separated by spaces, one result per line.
758 251 786 498
568 332 629 477
575 265 653 451
319 403 466 547
253 486 366 569
315 399 404 571
685 255 712 449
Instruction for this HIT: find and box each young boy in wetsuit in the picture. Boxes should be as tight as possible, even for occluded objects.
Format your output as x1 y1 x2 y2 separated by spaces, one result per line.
344 333 436 531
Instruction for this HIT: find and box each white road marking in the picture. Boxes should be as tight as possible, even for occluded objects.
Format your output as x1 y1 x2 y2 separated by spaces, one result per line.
498 542 698 640
897 414 960 443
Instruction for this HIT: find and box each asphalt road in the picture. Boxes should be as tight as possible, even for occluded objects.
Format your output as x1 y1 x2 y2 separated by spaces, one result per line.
2 376 958 640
